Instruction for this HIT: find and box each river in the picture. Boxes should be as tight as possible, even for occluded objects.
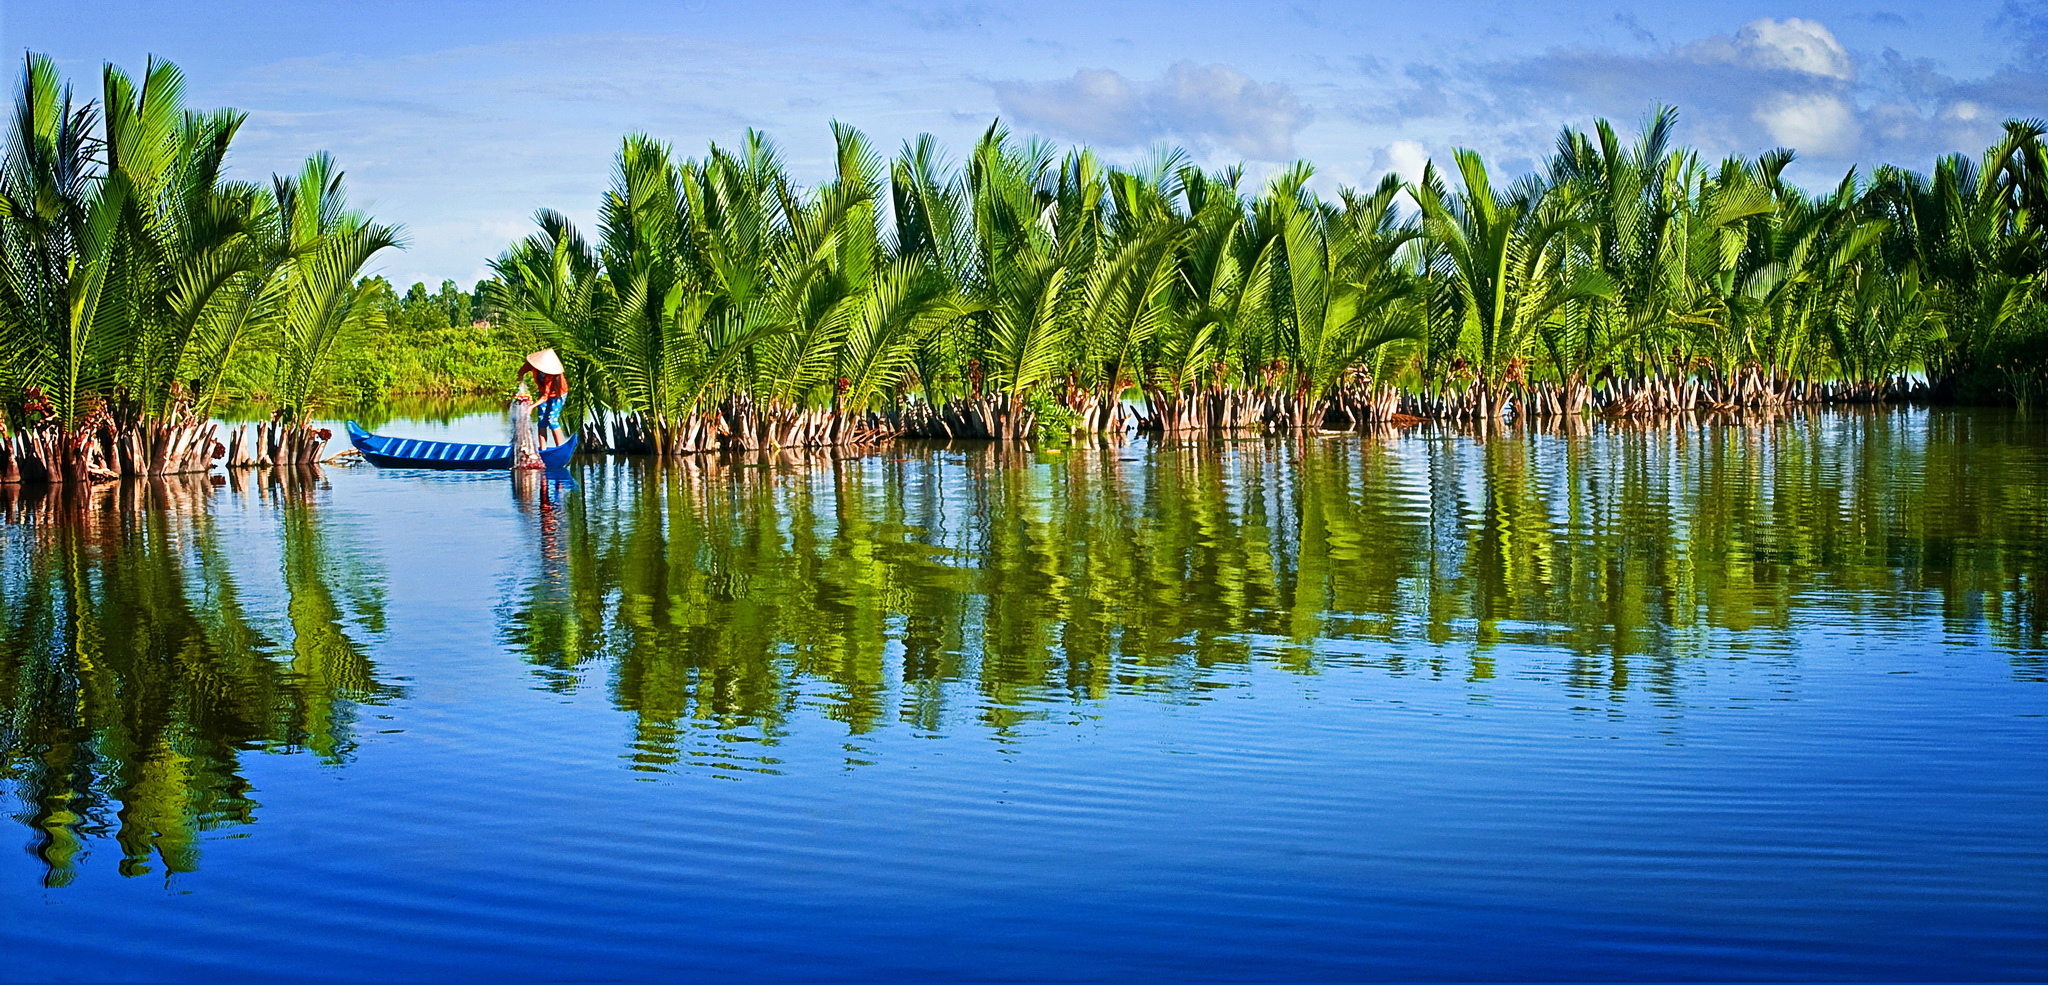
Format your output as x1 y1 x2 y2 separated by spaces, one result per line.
1 407 2042 980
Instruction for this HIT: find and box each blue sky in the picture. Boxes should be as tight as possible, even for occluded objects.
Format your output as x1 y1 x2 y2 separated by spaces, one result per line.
9 0 2041 287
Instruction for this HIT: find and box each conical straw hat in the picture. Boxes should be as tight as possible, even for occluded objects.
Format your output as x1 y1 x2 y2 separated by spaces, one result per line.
525 348 564 376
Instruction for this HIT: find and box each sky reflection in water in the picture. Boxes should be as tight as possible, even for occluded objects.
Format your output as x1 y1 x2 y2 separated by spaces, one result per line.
0 407 2042 980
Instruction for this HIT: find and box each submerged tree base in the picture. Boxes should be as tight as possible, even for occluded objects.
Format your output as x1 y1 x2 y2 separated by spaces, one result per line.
566 373 1936 457
222 423 335 469
0 418 224 485
0 419 347 486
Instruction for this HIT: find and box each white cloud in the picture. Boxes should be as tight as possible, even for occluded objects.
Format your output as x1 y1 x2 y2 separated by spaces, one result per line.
1726 18 1855 80
1149 63 1308 159
993 62 1309 159
206 31 1004 286
1753 91 1862 155
1677 18 1855 82
992 68 1146 146
1470 13 2025 172
1375 140 1432 185
130 8 2022 284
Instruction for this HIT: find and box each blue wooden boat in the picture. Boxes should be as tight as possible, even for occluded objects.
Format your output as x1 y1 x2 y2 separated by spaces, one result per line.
346 422 576 470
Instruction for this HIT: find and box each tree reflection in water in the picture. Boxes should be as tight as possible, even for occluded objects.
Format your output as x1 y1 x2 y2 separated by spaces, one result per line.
499 408 2044 774
4 408 2038 880
0 469 397 886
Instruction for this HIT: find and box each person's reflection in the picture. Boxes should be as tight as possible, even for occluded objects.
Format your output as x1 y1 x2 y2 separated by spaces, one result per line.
512 468 573 587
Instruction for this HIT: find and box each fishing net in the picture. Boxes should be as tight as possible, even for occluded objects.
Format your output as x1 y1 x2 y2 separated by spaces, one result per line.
509 384 542 469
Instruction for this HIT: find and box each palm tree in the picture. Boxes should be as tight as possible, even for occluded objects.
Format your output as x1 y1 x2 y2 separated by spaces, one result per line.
1306 173 1425 425
0 54 399 480
269 153 402 429
483 111 2048 448
1867 121 2048 401
1414 149 1608 419
942 125 1071 440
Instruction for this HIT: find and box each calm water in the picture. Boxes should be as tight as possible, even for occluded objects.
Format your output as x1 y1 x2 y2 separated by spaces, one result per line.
2 408 2043 981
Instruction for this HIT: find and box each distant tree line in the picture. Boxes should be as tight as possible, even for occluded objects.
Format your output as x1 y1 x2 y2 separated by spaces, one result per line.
355 276 502 334
297 275 517 405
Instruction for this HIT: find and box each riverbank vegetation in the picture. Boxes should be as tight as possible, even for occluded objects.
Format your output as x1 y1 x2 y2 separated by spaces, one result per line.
227 276 522 403
4 51 2044 480
0 54 400 481
495 113 2047 453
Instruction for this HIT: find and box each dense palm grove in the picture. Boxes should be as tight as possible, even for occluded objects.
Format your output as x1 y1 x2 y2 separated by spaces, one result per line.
0 55 397 481
499 113 2048 453
3 55 2045 480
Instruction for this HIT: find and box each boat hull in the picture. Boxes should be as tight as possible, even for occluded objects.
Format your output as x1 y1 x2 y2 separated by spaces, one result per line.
346 422 576 470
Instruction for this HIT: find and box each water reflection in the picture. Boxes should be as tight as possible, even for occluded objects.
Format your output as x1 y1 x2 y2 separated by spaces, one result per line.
498 407 2045 773
504 469 580 692
3 408 2041 880
0 470 396 885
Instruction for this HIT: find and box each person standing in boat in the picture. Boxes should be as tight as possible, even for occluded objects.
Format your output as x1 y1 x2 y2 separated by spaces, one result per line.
516 349 569 446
